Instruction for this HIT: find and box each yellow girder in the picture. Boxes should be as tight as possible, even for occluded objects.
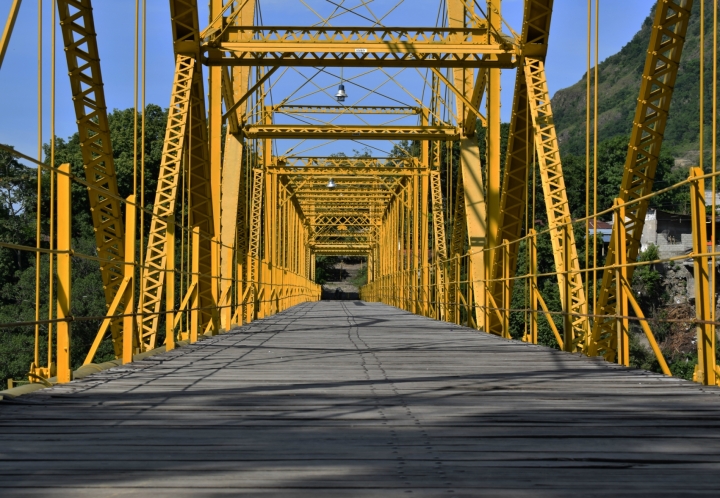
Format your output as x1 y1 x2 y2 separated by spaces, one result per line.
273 105 422 115
138 0 217 351
23 0 711 391
57 0 126 356
244 125 461 141
489 0 552 337
590 0 693 360
525 57 588 351
206 26 518 68
274 157 418 168
138 54 196 351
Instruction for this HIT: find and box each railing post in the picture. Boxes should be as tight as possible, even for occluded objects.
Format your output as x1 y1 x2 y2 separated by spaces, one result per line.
56 164 72 383
529 229 538 344
614 199 630 366
122 195 137 364
458 256 463 325
690 167 716 385
190 226 200 344
166 217 176 351
503 239 511 339
562 223 574 353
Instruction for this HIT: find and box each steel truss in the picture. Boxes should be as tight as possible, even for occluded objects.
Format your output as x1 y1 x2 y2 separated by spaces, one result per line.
19 0 715 390
206 26 517 68
57 0 126 355
589 0 693 360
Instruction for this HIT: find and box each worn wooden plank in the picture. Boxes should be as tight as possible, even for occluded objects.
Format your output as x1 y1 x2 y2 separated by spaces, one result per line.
1 301 720 496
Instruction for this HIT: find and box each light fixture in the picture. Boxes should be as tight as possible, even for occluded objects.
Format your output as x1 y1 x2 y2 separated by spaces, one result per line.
335 67 347 103
327 178 336 189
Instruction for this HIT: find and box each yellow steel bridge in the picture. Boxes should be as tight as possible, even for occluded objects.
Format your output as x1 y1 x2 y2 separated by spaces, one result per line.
1 0 720 493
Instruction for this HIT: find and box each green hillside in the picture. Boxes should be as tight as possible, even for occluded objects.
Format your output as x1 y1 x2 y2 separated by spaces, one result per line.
552 0 717 165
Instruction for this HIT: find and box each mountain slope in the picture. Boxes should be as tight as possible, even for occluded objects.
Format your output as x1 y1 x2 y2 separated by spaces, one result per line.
552 0 716 165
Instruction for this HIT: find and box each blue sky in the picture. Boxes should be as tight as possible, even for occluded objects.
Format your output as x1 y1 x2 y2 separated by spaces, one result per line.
0 0 655 160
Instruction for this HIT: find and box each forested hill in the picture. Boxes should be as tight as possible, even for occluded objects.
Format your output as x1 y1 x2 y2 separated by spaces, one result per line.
552 0 716 165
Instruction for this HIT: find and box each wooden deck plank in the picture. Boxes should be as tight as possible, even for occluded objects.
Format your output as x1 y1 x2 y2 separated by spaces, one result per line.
1 301 720 496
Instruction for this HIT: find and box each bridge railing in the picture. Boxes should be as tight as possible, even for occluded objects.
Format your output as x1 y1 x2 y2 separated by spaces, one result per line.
0 150 320 392
362 167 720 385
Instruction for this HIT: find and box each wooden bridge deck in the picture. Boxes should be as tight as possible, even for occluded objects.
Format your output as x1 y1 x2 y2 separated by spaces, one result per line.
2 301 720 496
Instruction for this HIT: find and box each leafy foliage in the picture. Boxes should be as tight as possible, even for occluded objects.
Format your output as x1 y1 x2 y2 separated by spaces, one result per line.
314 256 341 285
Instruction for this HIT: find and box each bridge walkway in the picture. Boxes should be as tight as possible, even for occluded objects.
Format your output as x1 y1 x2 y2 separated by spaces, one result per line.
1 301 720 496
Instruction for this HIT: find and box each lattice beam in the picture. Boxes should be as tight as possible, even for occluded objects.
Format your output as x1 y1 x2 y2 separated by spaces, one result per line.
590 0 693 360
488 0 552 336
525 57 587 351
138 55 194 350
206 26 518 68
57 0 126 356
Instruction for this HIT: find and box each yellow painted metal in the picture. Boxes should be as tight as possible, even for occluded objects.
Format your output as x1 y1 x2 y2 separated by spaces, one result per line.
488 0 551 337
209 0 224 335
57 0 126 356
247 168 265 315
430 68 484 127
0 0 21 71
122 196 137 365
274 157 417 169
590 0 693 360
219 23 254 327
502 239 511 339
274 106 421 115
430 170 448 260
222 67 278 121
448 166 466 324
459 138 487 330
613 200 630 366
12 0 718 394
187 66 217 339
221 66 240 135
166 218 176 351
689 167 717 386
83 194 137 366
524 57 587 351
623 280 671 376
527 229 538 345
448 0 472 127
244 125 461 141
486 0 502 297
169 0 217 338
208 26 518 68
56 164 71 383
189 226 200 343
138 54 195 351
465 68 488 136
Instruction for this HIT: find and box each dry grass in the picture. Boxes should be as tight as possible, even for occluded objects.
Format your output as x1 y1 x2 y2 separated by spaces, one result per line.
659 304 696 356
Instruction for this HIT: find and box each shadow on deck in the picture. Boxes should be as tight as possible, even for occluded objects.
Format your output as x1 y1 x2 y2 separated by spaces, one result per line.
1 301 720 496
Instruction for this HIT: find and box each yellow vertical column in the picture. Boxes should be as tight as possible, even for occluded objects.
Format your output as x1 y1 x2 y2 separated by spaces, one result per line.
613 199 629 365
190 226 200 343
413 174 420 313
421 171 430 317
486 0 502 273
502 239 511 339
122 196 137 364
399 184 406 308
690 168 716 385
166 218 176 350
56 164 72 383
460 139 486 330
529 229 538 345
208 0 223 329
